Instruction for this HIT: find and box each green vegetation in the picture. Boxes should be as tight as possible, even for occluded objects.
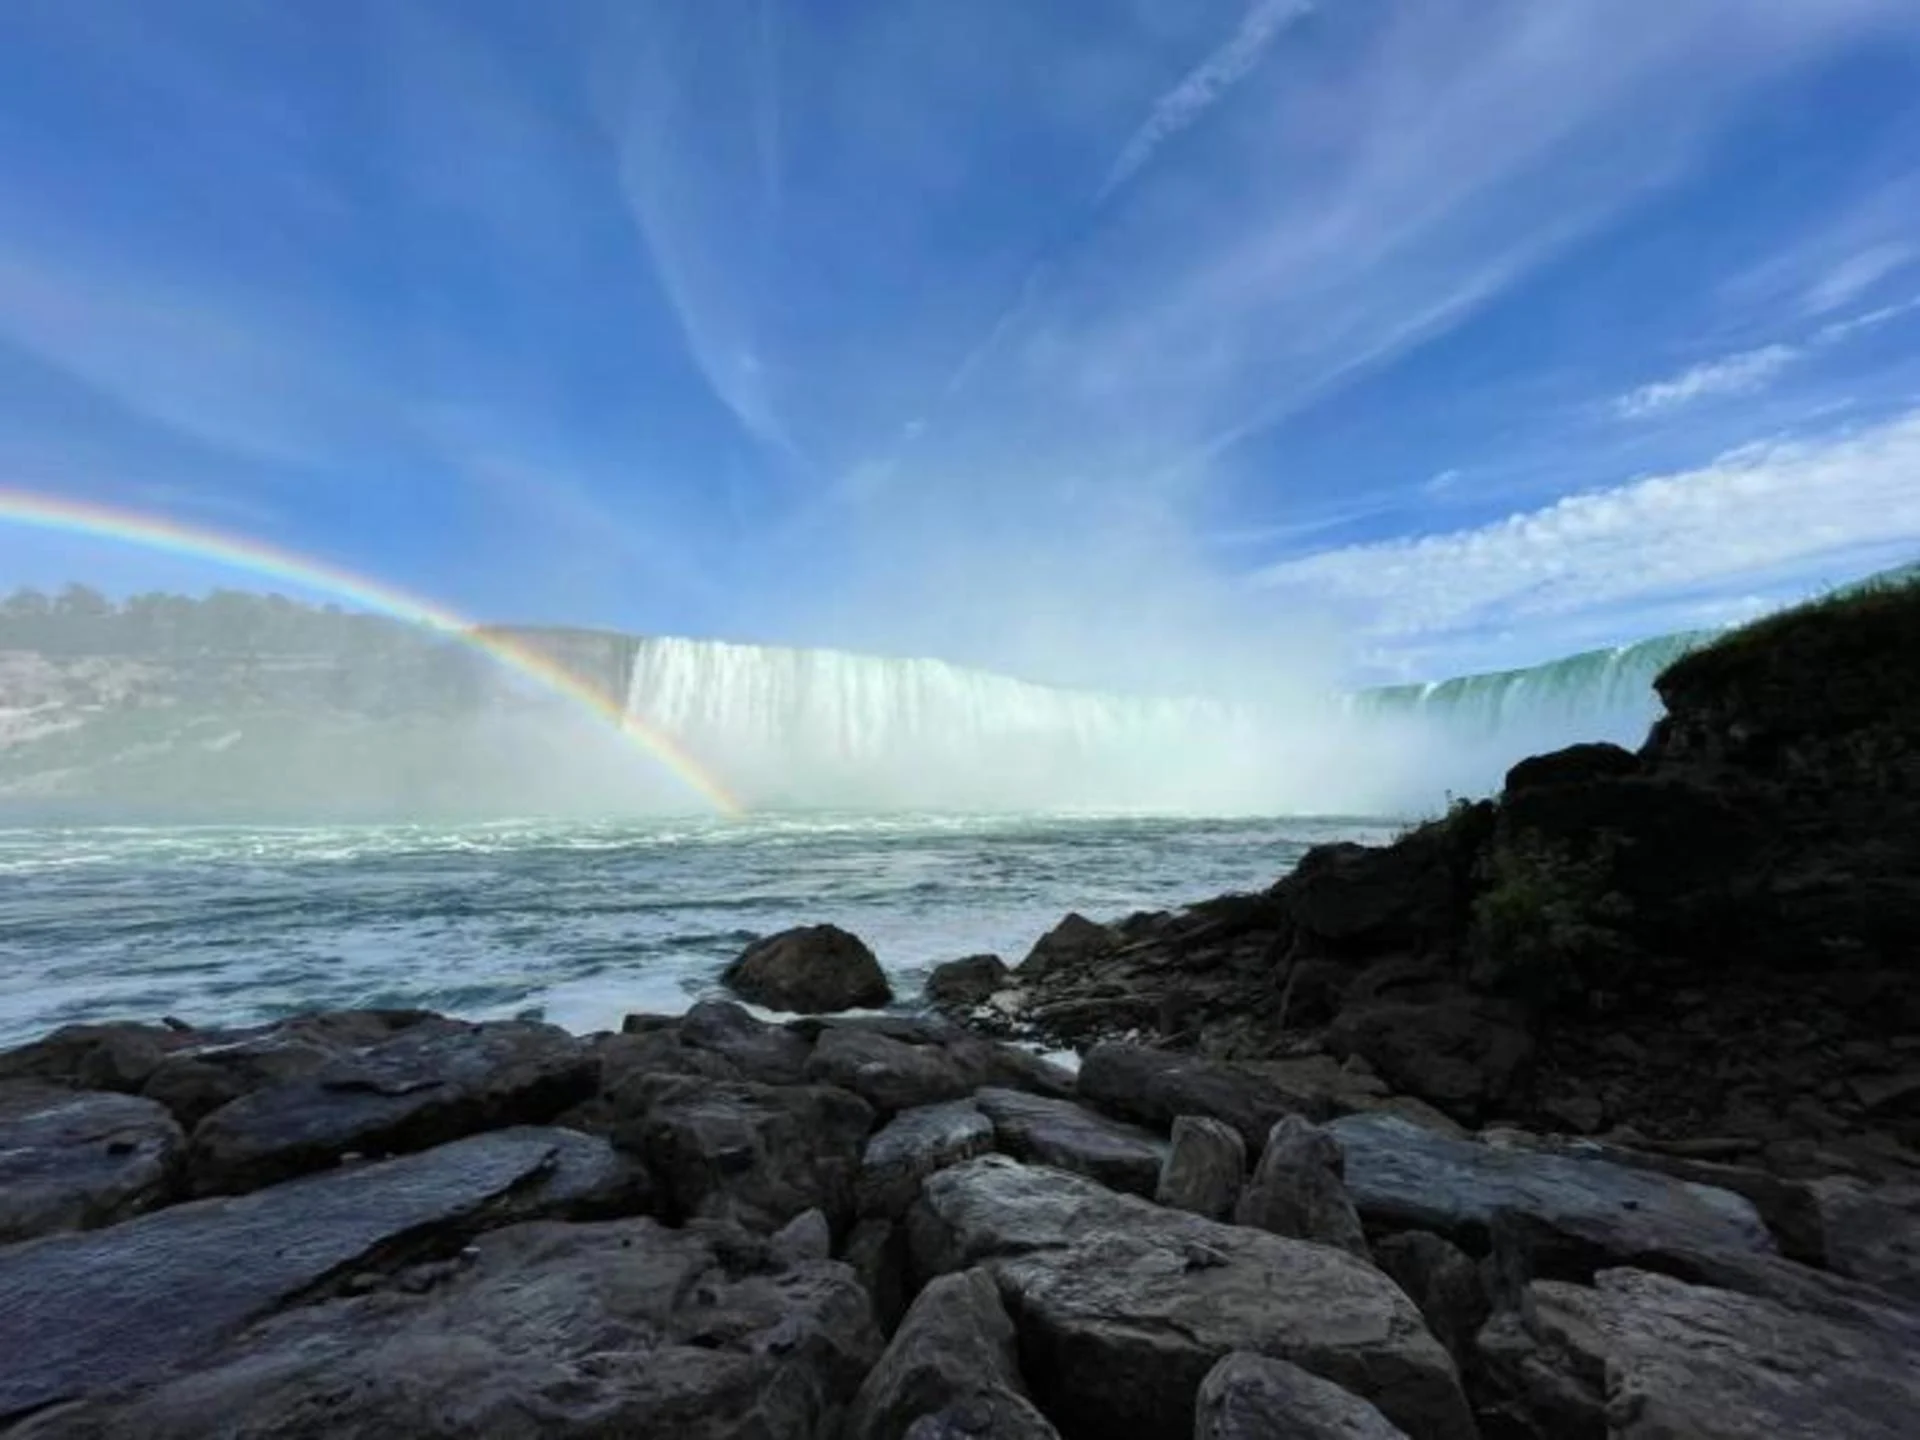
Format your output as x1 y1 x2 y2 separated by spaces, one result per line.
1467 829 1633 1012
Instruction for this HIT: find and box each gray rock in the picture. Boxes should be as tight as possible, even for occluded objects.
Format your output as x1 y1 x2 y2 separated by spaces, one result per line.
1477 1267 1920 1440
925 954 1011 1012
0 1021 190 1093
860 1101 997 1219
0 1082 183 1243
1370 1232 1486 1368
1079 1045 1325 1151
678 1000 816 1085
1327 1113 1774 1271
844 1267 1058 1440
1235 1116 1370 1260
1813 1178 1920 1303
948 1039 1080 1101
1324 995 1534 1122
1155 1115 1246 1220
623 1074 874 1234
843 1216 910 1335
770 1206 834 1266
186 1020 598 1195
0 1127 645 1422
909 1155 1474 1440
807 1028 973 1115
1016 913 1114 982
13 1218 882 1439
723 924 893 1013
1196 1353 1411 1439
974 1086 1169 1198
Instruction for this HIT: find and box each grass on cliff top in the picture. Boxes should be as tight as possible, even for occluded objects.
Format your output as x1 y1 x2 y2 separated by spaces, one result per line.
1655 564 1920 733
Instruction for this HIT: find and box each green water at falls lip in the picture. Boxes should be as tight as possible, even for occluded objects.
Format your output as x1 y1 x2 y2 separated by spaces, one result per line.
0 812 1400 1048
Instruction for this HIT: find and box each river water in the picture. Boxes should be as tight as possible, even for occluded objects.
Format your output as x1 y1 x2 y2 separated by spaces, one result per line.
0 812 1402 1047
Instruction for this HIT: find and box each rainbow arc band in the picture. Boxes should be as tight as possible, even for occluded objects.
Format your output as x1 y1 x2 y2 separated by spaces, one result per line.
0 487 744 815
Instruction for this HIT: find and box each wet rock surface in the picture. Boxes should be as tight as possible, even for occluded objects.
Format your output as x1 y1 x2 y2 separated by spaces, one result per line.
973 1086 1169 1198
0 1082 183 1244
724 923 894 1013
859 1100 996 1220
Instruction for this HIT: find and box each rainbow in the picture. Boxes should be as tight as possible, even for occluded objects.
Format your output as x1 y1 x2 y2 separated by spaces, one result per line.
0 487 744 815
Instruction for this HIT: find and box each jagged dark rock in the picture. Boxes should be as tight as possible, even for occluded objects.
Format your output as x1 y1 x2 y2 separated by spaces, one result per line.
1195 1352 1411 1440
908 1155 1476 1440
806 1026 974 1115
1369 1231 1486 1370
11 1218 881 1440
843 1267 1058 1440
972 1086 1169 1198
859 1100 997 1220
1155 1115 1246 1220
1234 1115 1370 1260
723 924 894 1013
924 954 1011 1012
0 1082 184 1243
186 1019 599 1195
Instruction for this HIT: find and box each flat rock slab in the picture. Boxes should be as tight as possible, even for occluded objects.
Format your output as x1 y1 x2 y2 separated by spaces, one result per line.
910 1156 1473 1440
807 1028 974 1115
860 1101 997 1220
187 1020 598 1195
1196 1353 1411 1440
974 1087 1169 1198
0 1126 642 1422
13 1218 882 1440
1480 1267 1920 1440
0 1082 183 1243
1326 1113 1774 1268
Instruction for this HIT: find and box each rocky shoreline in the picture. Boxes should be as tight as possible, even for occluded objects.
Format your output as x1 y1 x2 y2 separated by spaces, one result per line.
2 582 1916 1437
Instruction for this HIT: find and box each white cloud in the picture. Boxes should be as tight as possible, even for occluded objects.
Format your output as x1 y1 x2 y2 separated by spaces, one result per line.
1253 408 1920 641
1096 0 1313 203
1612 344 1801 418
1803 241 1914 314
1817 295 1920 343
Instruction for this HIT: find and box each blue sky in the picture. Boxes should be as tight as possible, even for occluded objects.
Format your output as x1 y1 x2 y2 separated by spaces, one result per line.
0 0 1918 688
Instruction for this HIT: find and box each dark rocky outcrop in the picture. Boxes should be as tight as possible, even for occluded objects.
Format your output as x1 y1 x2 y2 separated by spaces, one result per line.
1369 1232 1486 1370
859 1100 997 1221
843 1267 1057 1440
924 954 1011 1013
1234 1115 1370 1260
1155 1115 1246 1220
972 1087 1169 1198
909 1155 1475 1440
13 1218 881 1440
0 1082 183 1243
0 1126 644 1422
1195 1352 1411 1440
186 1019 598 1195
806 1027 974 1115
724 924 894 1013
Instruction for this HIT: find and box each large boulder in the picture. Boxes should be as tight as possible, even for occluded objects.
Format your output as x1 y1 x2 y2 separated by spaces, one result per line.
1235 1116 1370 1260
843 1267 1058 1440
724 925 893 1013
859 1101 997 1220
0 1127 645 1423
13 1218 882 1440
909 1156 1474 1440
676 1000 816 1085
1078 1045 1324 1151
1326 1114 1775 1272
1323 995 1534 1121
623 1074 874 1235
806 1028 973 1115
1477 1267 1920 1440
1016 914 1116 983
1369 1232 1487 1370
924 955 1011 1012
1155 1115 1246 1220
973 1087 1169 1198
0 1082 183 1243
1195 1353 1410 1440
186 1020 598 1195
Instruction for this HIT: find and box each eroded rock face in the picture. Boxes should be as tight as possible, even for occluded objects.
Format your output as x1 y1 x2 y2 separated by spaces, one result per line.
909 1156 1474 1440
0 1127 645 1423
1195 1352 1411 1440
724 924 894 1013
12 1218 882 1440
1235 1116 1370 1261
1327 1113 1774 1271
1155 1115 1246 1221
186 1020 599 1195
973 1087 1169 1199
1477 1267 1920 1440
844 1268 1057 1440
859 1101 996 1221
623 1074 874 1235
0 1082 183 1244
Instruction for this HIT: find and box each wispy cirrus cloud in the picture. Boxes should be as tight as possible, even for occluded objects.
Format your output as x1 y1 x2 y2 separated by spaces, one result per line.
1612 344 1802 418
1803 241 1915 315
1253 408 1920 658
